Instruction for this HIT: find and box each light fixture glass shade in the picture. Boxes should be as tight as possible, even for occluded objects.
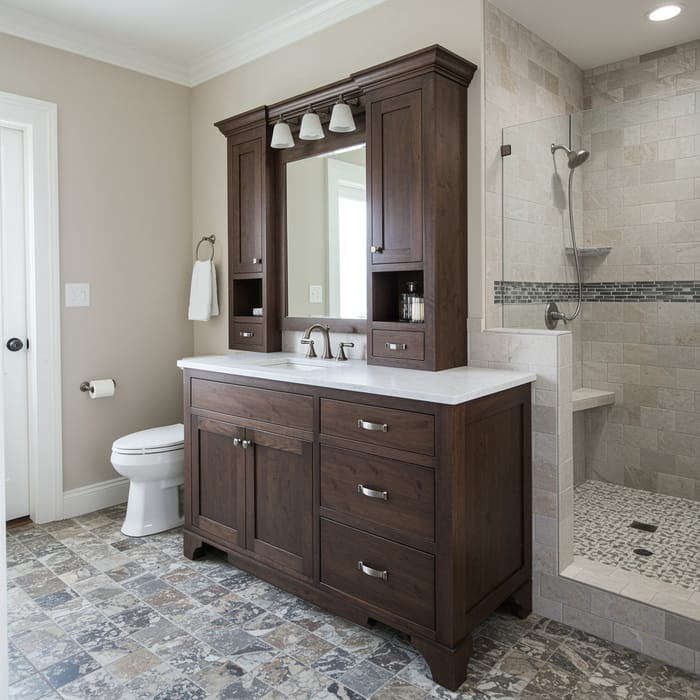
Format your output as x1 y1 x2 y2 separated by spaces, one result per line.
329 102 356 133
270 120 294 149
299 111 324 140
647 4 682 20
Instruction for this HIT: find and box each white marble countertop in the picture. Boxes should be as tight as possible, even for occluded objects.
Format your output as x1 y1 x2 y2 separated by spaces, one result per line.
177 352 535 405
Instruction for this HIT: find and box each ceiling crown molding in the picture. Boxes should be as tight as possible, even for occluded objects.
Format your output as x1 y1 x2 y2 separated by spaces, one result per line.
0 3 190 85
187 0 389 86
0 0 389 88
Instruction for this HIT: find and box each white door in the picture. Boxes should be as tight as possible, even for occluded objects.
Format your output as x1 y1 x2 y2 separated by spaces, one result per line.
0 125 30 521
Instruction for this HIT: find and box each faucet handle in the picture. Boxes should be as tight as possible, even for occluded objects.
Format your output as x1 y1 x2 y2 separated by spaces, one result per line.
301 338 317 358
336 341 354 361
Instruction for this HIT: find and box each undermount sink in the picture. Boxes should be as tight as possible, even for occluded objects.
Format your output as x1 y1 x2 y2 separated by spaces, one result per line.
254 359 331 372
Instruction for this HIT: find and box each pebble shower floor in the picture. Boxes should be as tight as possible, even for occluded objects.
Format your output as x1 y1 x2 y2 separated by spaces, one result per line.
574 480 700 593
6 504 700 698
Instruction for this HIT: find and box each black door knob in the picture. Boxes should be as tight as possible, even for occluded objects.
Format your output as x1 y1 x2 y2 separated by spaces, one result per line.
6 338 24 352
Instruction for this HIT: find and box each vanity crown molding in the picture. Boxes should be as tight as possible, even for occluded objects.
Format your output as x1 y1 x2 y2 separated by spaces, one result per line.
215 45 478 133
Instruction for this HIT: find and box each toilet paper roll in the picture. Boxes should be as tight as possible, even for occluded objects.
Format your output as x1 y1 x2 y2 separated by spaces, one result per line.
88 379 116 399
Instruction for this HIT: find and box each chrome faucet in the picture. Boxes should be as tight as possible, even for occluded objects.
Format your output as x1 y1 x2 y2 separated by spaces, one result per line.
301 324 333 359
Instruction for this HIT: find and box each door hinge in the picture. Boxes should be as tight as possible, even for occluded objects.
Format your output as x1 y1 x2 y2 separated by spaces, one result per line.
500 144 512 157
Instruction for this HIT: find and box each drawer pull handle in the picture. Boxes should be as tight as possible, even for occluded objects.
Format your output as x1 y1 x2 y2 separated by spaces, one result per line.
233 438 241 447
357 561 388 580
241 439 252 449
252 257 262 264
240 331 254 338
385 342 407 351
357 419 388 432
357 484 388 500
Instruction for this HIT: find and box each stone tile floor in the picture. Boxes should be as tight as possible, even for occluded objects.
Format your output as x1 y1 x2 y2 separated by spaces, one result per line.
574 480 700 592
6 504 700 699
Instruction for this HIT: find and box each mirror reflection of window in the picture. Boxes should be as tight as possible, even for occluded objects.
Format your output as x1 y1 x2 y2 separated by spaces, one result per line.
327 158 366 319
286 145 367 320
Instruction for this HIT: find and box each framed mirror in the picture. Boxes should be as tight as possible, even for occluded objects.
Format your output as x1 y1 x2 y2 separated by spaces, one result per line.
278 123 368 332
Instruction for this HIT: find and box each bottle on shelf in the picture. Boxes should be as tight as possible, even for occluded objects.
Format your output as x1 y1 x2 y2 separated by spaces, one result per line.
399 281 424 323
400 281 417 321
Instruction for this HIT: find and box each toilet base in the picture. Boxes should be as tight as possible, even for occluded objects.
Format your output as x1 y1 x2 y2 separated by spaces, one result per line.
121 477 184 537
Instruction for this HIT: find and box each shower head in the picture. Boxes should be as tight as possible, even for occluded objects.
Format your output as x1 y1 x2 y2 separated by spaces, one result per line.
551 143 590 169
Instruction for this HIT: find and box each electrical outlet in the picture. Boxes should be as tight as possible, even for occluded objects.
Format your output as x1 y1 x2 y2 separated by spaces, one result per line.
309 285 323 304
65 283 90 307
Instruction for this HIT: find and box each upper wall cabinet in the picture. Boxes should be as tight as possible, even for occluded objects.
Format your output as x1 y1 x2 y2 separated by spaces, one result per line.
216 46 477 368
367 87 423 266
216 109 279 352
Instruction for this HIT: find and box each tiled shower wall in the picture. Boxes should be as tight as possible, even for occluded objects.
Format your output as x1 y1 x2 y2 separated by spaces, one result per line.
579 44 700 500
484 2 583 329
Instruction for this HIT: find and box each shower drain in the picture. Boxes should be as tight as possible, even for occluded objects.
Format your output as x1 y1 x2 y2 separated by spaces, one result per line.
633 548 654 557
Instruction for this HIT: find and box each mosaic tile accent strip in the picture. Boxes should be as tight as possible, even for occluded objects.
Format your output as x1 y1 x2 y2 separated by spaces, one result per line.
574 480 700 592
7 504 700 697
495 280 700 304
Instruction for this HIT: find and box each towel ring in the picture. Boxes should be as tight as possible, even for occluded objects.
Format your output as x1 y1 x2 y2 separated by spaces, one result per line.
196 235 216 262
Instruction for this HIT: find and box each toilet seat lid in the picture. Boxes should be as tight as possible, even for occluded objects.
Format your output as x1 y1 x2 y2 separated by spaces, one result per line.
112 423 184 455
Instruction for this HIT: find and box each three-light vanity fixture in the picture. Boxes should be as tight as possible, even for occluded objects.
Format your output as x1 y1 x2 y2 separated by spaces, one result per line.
270 95 357 149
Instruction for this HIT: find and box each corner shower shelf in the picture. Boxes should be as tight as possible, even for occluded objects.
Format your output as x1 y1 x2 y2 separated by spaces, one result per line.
565 246 611 257
572 387 616 412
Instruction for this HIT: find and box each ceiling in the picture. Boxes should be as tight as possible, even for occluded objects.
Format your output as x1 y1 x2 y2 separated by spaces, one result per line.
491 0 700 70
0 0 697 86
0 0 387 86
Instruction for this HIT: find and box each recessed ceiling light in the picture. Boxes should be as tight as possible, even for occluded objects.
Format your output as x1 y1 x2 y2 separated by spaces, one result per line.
647 4 683 21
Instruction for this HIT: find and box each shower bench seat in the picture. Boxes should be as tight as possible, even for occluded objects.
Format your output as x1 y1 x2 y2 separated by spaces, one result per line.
572 387 615 412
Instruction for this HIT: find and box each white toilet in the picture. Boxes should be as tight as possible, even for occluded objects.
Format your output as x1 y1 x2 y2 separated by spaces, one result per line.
110 423 185 537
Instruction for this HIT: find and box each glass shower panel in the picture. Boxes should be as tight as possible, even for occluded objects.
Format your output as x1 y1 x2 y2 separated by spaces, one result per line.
501 113 582 329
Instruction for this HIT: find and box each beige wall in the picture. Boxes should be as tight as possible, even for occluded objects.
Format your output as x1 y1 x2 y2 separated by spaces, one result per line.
191 0 484 354
0 34 193 491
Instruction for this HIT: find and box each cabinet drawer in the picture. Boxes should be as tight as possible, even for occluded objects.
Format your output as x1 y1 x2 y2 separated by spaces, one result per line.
372 330 425 361
321 519 434 629
191 379 313 431
232 321 263 348
320 399 434 456
320 446 434 541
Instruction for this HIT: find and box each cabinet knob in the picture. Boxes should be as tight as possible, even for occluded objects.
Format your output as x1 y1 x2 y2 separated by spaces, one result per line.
357 419 388 433
385 342 407 351
357 560 388 580
240 331 254 338
357 484 388 500
370 245 383 254
233 438 241 447
252 257 262 264
241 439 252 449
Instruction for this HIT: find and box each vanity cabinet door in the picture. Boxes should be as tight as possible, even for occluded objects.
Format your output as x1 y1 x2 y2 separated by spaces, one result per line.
367 86 423 266
245 428 314 578
190 415 246 549
229 136 265 274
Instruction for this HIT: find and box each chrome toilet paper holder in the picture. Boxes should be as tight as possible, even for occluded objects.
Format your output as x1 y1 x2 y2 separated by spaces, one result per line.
80 379 117 392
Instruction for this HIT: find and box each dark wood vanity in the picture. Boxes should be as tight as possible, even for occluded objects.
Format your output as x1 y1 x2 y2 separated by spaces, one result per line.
182 45 533 691
183 368 532 690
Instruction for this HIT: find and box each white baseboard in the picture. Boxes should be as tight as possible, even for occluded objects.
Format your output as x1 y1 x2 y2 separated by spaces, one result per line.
63 476 129 519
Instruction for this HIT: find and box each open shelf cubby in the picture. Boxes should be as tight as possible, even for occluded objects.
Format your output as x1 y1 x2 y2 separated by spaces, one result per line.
371 270 424 324
232 278 263 317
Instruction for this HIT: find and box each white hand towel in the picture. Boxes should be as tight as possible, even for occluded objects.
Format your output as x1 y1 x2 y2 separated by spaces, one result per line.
188 260 219 321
